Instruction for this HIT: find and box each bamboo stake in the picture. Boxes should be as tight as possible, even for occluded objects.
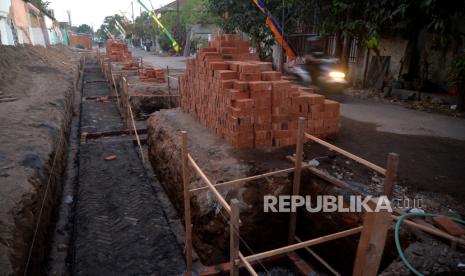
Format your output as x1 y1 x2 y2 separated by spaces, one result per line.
304 133 387 175
244 226 363 262
288 117 305 244
383 153 399 198
181 131 193 276
239 252 258 276
127 100 144 162
230 199 240 276
188 154 231 214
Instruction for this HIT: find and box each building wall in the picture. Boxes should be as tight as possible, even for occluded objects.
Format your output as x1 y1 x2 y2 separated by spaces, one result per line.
1 0 67 46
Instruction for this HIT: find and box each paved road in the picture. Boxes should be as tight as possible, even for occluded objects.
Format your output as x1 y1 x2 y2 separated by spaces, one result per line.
330 94 465 141
131 47 187 70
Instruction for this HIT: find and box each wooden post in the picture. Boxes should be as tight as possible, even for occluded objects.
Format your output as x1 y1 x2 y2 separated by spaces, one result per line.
288 117 305 244
353 199 391 276
167 65 172 108
230 199 240 276
181 131 193 276
383 153 399 198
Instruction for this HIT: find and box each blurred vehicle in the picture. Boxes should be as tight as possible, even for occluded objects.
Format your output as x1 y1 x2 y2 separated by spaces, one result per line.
290 36 348 92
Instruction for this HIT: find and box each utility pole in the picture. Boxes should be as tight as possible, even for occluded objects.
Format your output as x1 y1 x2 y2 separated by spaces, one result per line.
176 0 180 42
281 0 285 72
131 1 135 24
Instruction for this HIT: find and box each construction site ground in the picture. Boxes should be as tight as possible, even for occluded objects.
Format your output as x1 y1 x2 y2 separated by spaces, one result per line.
138 51 465 210
1 46 464 275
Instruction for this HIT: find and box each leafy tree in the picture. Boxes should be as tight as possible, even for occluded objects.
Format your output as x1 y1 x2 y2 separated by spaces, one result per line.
76 24 93 35
96 14 127 41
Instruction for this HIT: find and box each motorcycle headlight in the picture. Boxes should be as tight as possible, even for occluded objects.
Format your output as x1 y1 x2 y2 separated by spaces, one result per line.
329 71 345 78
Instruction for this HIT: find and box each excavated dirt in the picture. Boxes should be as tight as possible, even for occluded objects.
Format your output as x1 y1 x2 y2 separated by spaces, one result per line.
146 109 391 273
147 109 294 265
0 45 82 275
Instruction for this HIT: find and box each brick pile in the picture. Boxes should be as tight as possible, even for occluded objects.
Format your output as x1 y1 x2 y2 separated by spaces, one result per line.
139 67 165 83
106 39 132 62
179 34 340 148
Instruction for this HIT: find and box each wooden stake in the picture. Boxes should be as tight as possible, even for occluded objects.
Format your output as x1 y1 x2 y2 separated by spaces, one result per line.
167 65 172 108
353 200 391 276
189 165 311 193
230 199 240 276
288 117 305 244
304 133 387 175
188 154 231 213
383 153 399 198
245 226 363 262
181 131 193 276
239 252 258 276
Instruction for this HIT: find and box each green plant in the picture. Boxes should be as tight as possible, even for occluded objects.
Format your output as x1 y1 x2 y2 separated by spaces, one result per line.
447 55 465 88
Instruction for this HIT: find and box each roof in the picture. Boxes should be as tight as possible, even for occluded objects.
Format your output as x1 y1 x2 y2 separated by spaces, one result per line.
155 0 188 13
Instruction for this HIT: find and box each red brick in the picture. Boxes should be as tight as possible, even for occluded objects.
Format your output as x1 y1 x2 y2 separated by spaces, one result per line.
248 81 272 92
214 70 238 80
240 73 261 81
240 64 261 74
262 71 282 81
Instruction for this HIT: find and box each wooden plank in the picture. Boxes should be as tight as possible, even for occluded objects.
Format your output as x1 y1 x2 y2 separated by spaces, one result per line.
383 153 399 198
188 154 231 214
353 202 391 276
239 252 258 276
189 166 310 193
295 236 341 276
304 133 387 175
244 226 363 262
286 155 367 196
391 215 465 246
288 117 305 244
230 199 240 276
181 131 193 276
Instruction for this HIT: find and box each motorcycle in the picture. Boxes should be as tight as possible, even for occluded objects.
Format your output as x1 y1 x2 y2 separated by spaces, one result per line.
289 55 348 93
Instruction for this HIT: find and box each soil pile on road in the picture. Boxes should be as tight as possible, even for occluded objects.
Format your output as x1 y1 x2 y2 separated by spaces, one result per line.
0 45 81 275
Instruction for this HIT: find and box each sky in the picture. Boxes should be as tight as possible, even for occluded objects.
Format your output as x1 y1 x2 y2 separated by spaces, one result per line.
49 0 173 29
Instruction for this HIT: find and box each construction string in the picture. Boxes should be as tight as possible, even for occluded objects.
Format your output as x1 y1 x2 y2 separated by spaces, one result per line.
215 199 271 274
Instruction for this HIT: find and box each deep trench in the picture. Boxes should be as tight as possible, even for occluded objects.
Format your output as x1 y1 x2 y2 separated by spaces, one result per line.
46 58 186 275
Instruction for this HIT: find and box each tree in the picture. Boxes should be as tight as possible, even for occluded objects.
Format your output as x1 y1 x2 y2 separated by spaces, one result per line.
76 24 93 35
96 14 128 41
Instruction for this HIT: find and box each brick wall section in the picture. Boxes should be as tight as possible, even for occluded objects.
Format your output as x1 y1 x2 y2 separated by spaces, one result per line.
69 35 92 49
106 39 132 62
139 67 165 83
179 34 340 149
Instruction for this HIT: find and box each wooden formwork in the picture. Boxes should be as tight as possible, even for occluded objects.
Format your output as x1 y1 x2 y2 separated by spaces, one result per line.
180 117 400 276
180 115 465 275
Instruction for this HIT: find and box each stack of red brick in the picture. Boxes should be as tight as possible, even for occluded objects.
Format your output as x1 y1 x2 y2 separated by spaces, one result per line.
139 67 165 83
179 34 340 148
106 39 132 62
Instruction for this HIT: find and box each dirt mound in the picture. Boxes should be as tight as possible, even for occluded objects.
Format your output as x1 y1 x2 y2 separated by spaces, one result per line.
0 45 82 275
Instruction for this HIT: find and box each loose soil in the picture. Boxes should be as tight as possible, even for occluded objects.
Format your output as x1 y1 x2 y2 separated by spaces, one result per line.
0 45 81 275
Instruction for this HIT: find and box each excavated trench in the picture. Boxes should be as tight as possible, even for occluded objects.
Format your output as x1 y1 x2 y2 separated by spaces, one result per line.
147 109 404 274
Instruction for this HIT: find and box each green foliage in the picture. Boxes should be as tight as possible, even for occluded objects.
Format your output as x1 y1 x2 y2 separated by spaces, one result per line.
76 24 93 35
448 55 465 88
96 14 125 41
